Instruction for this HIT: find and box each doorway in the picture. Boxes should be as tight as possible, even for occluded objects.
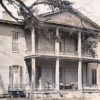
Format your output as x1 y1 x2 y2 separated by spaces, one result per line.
9 65 23 90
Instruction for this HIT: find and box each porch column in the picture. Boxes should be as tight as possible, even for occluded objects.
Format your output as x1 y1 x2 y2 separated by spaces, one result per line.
97 37 100 89
55 58 60 90
78 31 81 57
78 31 82 90
55 27 60 90
31 57 36 91
78 60 82 90
97 63 100 89
31 28 35 55
97 35 100 59
55 27 60 55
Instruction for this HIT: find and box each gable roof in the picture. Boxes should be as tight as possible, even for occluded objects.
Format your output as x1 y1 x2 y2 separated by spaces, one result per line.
39 8 100 31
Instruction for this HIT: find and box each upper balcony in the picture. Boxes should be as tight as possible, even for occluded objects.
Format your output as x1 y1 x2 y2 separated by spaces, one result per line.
81 51 98 60
24 26 99 61
25 49 55 57
25 49 98 60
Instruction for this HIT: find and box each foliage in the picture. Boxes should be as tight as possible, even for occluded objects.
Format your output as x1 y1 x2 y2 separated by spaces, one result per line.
82 34 98 57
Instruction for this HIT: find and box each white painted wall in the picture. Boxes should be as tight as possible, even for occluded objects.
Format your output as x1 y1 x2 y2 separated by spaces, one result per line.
0 24 26 93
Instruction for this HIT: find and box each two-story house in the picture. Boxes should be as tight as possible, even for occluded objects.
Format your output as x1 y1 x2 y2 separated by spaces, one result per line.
0 8 100 94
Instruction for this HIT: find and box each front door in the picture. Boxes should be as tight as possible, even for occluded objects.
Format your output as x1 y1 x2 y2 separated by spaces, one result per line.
9 65 23 90
13 66 19 88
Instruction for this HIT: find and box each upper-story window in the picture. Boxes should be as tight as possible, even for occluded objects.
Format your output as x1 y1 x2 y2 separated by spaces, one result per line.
12 31 19 52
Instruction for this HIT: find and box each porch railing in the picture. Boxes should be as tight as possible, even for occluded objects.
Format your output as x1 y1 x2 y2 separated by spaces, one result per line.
82 84 99 93
8 84 25 91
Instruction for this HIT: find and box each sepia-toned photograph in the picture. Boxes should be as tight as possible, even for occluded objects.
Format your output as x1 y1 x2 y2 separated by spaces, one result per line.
0 0 100 100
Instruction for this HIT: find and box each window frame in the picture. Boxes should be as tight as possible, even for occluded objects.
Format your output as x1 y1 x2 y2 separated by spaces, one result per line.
12 31 19 52
9 65 23 89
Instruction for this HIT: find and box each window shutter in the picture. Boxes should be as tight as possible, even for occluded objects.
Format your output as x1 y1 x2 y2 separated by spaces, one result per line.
9 66 12 89
20 66 23 85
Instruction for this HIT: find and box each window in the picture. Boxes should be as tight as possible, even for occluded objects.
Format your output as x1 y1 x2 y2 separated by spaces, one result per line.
9 65 23 89
59 42 62 52
92 69 97 85
12 31 19 52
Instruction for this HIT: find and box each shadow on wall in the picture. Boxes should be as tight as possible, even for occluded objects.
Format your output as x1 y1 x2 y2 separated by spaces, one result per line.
0 74 6 94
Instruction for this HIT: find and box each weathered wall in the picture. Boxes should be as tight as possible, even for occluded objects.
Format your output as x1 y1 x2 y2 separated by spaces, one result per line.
60 36 76 52
36 60 55 84
88 63 98 85
34 33 76 53
0 24 26 93
36 35 55 51
36 60 78 85
60 61 78 84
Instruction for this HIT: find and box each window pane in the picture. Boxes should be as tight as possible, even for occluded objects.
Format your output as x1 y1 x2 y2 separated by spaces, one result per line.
12 31 19 52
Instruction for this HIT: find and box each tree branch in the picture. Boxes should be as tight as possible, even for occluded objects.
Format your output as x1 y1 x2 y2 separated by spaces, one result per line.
0 0 21 21
29 0 72 10
15 0 39 22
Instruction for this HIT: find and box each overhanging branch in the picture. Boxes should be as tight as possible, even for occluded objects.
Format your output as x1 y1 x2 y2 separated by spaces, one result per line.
0 0 21 21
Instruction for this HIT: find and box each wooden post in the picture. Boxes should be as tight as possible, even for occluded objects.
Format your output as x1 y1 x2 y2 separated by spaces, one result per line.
97 63 100 89
78 31 81 57
31 28 35 55
55 27 60 55
97 36 100 89
55 58 60 90
55 27 60 90
78 60 82 90
31 58 36 91
78 31 82 90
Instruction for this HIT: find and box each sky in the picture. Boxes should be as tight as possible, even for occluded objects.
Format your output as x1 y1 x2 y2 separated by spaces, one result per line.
0 0 100 25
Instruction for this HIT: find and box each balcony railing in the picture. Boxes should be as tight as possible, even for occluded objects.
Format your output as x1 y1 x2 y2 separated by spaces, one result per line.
25 50 32 56
8 84 25 91
35 49 55 55
59 51 78 57
82 51 98 58
25 49 55 57
25 49 98 59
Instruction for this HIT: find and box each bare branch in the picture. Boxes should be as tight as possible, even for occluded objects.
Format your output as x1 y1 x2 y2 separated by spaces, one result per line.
0 0 21 21
29 0 72 10
15 0 39 21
